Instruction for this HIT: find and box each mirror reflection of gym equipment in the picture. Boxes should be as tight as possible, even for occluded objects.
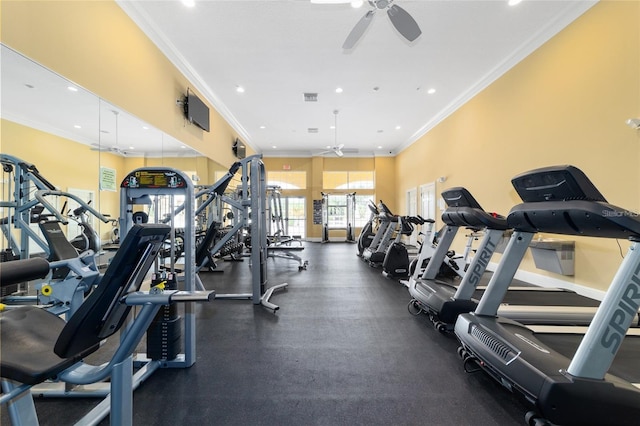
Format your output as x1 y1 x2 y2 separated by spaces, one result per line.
320 192 356 243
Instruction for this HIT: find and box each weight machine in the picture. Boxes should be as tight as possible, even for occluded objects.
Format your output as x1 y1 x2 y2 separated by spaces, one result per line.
265 185 308 270
320 192 357 243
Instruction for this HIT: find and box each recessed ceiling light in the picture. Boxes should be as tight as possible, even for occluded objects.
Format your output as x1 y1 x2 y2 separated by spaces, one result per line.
181 145 186 149
129 146 135 150
182 0 195 7
326 145 331 149
427 88 436 95
74 125 81 129
142 126 149 130
67 86 78 92
260 125 266 129
377 146 383 149
351 0 364 8
330 125 336 129
272 145 277 149
236 85 245 93
335 87 343 94
395 125 401 130
508 0 523 6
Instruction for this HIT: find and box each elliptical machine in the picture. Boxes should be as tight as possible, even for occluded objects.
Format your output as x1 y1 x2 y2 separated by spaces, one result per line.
356 200 379 257
382 215 425 278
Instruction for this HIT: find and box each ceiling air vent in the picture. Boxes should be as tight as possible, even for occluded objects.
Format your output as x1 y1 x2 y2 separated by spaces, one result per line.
308 128 319 134
303 92 318 102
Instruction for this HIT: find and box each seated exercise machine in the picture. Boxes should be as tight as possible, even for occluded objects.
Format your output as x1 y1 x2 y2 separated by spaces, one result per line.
0 224 214 425
455 165 640 426
1 154 110 261
265 185 308 271
192 156 290 311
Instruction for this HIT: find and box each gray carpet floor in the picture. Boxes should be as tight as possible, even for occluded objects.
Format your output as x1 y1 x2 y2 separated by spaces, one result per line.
9 242 529 425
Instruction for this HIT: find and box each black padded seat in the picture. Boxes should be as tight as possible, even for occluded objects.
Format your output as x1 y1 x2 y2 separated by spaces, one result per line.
0 224 171 387
0 306 97 385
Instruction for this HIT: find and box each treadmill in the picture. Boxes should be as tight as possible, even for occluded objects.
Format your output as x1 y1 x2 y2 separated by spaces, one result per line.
408 187 599 332
455 165 640 425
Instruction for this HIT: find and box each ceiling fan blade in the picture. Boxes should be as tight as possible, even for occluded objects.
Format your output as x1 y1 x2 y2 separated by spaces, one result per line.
342 9 375 49
337 143 345 150
387 4 421 42
335 149 344 157
310 0 351 3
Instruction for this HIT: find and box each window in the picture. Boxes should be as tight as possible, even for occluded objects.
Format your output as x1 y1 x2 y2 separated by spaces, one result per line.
354 195 375 227
267 171 307 189
284 197 306 238
323 171 374 190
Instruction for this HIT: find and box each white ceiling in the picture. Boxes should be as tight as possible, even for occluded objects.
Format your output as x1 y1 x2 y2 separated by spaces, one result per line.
1 1 597 159
118 0 597 157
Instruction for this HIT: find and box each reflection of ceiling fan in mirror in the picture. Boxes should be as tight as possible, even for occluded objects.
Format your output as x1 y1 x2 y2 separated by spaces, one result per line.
311 0 422 49
90 110 130 156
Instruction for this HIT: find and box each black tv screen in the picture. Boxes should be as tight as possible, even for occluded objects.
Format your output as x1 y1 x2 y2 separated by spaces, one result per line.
184 89 210 132
233 139 246 159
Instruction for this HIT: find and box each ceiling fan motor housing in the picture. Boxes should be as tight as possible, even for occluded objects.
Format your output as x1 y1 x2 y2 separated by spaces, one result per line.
372 0 392 9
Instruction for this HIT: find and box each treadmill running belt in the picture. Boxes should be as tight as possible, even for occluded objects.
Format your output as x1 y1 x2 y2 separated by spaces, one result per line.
472 289 600 307
536 333 640 384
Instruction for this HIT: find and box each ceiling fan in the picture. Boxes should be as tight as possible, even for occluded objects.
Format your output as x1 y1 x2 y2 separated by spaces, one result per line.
90 110 130 156
317 110 345 157
319 143 345 157
311 0 422 49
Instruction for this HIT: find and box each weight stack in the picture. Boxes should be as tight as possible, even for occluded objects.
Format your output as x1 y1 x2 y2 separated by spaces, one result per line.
146 273 182 360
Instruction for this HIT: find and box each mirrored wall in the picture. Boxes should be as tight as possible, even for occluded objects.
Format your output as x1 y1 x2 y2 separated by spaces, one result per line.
1 44 218 254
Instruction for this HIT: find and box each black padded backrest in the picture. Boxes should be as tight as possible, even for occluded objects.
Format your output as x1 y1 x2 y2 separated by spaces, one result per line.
441 187 483 209
0 258 50 287
39 221 79 261
507 166 640 239
196 222 221 266
54 224 170 358
511 165 606 203
39 220 80 279
213 162 240 196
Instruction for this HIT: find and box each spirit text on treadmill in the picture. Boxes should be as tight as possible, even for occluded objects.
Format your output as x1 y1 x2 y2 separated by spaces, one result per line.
602 210 639 217
467 239 497 286
600 265 640 355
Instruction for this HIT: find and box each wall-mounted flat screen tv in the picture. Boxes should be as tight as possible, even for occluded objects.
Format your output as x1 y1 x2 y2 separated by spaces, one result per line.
233 139 246 159
183 89 210 132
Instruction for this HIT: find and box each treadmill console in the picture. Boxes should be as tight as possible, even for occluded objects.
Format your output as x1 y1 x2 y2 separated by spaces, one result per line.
441 187 483 209
511 165 606 203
